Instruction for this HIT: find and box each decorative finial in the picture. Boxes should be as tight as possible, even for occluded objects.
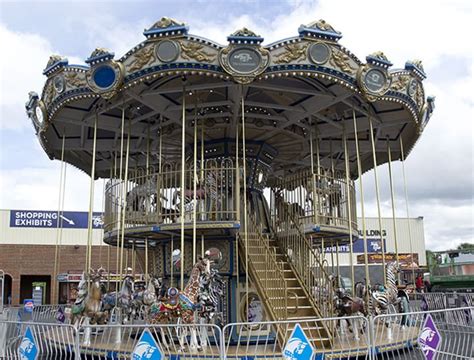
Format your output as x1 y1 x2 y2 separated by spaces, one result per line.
85 48 115 65
43 55 68 76
298 19 342 41
366 51 392 68
227 27 264 44
149 17 185 29
144 17 188 38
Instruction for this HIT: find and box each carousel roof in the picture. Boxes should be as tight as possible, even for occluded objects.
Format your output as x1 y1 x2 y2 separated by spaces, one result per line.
26 17 435 179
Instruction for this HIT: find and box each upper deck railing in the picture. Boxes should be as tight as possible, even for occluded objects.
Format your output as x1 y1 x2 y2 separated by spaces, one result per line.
104 162 356 236
104 158 237 233
269 168 357 235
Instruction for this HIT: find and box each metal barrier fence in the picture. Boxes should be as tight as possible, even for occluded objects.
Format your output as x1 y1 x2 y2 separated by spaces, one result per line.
0 320 78 359
372 306 473 359
1 307 472 359
31 304 67 323
223 315 370 359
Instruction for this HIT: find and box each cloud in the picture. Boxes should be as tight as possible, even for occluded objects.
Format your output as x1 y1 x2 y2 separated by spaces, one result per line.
0 24 83 131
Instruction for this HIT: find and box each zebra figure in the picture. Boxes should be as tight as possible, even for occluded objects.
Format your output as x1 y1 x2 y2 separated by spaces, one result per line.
172 169 221 220
355 262 408 337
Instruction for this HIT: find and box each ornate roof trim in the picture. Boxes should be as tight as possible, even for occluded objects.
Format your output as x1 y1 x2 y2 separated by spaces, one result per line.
144 17 188 38
366 51 392 68
85 48 115 65
298 19 342 41
405 59 426 79
43 55 68 76
227 28 264 44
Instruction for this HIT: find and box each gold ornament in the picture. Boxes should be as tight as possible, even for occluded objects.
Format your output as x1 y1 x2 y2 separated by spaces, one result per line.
65 72 86 87
329 49 356 74
129 46 156 72
391 75 410 91
179 41 216 62
149 17 185 29
275 43 309 64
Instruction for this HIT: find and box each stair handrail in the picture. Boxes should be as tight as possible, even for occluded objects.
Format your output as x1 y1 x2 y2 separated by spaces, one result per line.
239 211 288 344
275 200 335 320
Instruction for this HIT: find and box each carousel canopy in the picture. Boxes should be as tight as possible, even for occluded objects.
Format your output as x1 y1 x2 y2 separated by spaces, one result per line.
26 17 434 179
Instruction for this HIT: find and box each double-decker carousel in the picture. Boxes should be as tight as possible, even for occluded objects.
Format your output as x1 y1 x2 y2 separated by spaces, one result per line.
25 17 434 358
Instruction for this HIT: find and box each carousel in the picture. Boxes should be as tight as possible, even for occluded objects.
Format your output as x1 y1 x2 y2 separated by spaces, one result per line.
25 17 434 358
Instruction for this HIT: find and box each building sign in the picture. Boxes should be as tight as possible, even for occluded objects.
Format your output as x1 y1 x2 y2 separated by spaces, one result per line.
10 210 104 229
324 238 386 254
357 253 419 265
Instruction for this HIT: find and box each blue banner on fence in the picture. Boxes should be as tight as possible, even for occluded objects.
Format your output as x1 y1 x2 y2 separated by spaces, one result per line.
324 238 386 254
10 210 104 229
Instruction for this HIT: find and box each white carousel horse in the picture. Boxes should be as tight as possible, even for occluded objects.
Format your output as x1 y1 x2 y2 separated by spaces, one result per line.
102 275 135 323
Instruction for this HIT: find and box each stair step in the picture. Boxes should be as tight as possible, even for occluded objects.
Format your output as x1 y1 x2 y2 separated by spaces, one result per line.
285 325 325 331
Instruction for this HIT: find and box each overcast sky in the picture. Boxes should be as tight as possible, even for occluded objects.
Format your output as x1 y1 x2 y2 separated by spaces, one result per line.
0 0 472 251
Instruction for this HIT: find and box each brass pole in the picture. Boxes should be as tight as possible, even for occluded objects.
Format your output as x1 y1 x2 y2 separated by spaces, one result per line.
193 96 198 264
116 106 125 293
235 100 240 305
54 133 66 303
368 116 386 286
170 236 174 288
145 124 150 279
119 118 131 290
180 87 186 290
400 138 416 286
309 121 317 224
343 126 355 291
353 108 370 303
387 139 400 281
241 91 249 317
86 112 98 274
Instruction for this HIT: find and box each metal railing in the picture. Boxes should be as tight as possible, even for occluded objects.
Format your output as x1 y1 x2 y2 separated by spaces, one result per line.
0 320 78 359
273 195 335 320
104 158 237 232
223 315 369 359
270 167 357 233
242 213 288 342
371 307 474 359
1 307 472 359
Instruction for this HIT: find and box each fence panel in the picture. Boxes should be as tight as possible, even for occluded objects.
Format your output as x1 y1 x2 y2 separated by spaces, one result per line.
372 306 474 359
0 320 78 359
223 315 370 360
79 322 223 359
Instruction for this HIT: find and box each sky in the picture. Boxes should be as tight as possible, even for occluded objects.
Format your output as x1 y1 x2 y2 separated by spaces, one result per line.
0 0 472 251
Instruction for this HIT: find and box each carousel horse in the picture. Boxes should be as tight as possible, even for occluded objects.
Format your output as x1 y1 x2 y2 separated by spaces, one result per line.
102 274 135 322
148 257 212 352
71 268 108 329
132 275 167 317
332 276 367 339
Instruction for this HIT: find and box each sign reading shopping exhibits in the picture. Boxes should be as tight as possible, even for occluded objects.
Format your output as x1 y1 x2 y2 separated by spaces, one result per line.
10 210 104 229
357 253 419 265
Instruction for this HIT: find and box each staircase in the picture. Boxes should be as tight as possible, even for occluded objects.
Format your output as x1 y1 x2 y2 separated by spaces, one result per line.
240 213 332 348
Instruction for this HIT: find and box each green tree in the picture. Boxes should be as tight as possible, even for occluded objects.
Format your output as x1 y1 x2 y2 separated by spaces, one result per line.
457 243 474 250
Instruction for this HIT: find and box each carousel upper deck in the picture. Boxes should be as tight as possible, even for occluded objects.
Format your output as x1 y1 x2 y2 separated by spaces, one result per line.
26 17 434 247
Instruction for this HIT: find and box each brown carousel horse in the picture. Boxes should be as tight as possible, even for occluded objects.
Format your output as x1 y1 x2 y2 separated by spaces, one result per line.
71 268 108 328
148 256 211 352
332 275 367 339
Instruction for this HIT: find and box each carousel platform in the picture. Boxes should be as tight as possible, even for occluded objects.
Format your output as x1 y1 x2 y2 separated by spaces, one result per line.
44 322 419 359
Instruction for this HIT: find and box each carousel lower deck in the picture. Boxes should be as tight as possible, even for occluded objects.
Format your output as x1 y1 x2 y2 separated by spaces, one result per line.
44 321 420 359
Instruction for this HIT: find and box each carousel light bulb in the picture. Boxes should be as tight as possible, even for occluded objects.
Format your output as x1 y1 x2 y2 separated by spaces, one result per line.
258 172 264 183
